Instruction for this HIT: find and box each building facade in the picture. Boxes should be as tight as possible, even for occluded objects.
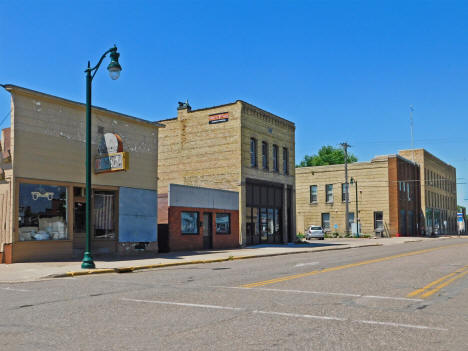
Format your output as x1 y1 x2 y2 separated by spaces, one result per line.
296 154 421 237
158 184 239 251
399 149 457 235
0 85 161 263
157 101 296 246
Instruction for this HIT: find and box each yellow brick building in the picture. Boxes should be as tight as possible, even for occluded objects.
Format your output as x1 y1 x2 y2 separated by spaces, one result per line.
398 149 457 235
296 154 421 237
157 101 295 245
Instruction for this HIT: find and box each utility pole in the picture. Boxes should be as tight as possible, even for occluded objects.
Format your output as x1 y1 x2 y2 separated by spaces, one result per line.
351 177 359 237
410 105 415 161
340 142 351 235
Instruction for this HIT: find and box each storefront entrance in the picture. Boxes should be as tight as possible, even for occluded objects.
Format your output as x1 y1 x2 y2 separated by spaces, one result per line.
72 186 118 255
245 179 288 245
203 213 213 249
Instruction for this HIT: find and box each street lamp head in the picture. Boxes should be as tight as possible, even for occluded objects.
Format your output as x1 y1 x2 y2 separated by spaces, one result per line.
107 46 122 80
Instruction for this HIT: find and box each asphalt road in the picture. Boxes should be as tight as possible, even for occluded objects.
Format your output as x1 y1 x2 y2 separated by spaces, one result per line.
1 238 468 350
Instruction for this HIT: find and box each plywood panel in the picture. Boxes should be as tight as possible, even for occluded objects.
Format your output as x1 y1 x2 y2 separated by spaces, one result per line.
119 187 157 242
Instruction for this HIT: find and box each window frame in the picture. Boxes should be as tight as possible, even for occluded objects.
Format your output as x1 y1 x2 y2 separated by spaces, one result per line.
325 184 333 203
215 213 231 235
18 182 69 242
310 185 317 203
181 211 200 235
341 183 349 202
250 138 257 168
262 141 269 170
93 189 117 240
282 147 289 175
272 144 279 172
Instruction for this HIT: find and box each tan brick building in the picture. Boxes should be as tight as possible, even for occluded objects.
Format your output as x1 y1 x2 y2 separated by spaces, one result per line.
157 101 295 245
398 149 457 235
296 154 421 237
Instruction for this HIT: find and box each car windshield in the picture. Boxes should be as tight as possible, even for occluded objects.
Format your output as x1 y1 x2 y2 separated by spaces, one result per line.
310 226 322 230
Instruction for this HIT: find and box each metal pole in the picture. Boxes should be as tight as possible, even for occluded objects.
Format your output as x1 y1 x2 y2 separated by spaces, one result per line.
341 142 350 235
410 105 414 161
81 62 95 269
355 180 359 237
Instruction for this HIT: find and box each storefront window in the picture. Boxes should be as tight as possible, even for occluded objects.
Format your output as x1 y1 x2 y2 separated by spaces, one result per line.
18 183 68 241
94 191 115 239
252 207 260 243
274 208 280 235
260 208 268 242
181 211 199 234
216 213 231 234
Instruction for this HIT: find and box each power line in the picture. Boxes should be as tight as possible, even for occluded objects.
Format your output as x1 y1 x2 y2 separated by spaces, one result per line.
0 109 11 127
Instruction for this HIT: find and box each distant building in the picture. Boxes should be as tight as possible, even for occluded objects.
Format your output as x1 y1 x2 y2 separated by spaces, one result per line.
296 154 421 237
399 149 457 235
157 100 296 246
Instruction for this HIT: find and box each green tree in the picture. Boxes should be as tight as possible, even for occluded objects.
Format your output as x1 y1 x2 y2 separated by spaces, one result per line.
297 145 358 167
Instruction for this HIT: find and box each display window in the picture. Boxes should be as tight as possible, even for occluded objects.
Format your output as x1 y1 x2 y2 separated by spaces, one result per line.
181 211 199 234
18 183 68 241
94 191 116 239
216 213 231 234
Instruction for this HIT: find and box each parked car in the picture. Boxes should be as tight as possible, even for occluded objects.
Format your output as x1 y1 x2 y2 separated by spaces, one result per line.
306 225 325 240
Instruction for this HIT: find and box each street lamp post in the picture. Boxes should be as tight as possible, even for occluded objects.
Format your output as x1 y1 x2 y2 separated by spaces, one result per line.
81 46 122 269
350 177 359 238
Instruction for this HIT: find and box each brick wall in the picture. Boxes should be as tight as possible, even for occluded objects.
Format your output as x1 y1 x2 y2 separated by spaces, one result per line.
168 206 239 251
388 156 421 236
295 157 390 235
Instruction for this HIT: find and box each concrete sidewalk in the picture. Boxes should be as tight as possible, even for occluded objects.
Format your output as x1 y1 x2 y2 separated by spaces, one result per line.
0 236 457 283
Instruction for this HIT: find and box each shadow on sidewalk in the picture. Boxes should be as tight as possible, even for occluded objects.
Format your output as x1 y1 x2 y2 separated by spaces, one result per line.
244 242 345 249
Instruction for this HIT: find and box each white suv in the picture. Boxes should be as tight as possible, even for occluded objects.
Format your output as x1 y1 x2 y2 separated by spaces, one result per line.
306 225 325 240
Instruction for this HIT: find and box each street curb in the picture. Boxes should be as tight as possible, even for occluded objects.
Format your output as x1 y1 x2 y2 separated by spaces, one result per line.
47 243 383 279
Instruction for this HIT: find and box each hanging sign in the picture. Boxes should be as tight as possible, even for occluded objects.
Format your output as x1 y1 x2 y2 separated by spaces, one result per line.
95 133 129 174
209 112 229 124
95 152 129 174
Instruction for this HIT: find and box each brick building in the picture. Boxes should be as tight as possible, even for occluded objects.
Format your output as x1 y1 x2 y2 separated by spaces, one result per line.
158 184 239 252
296 154 421 237
157 101 295 246
398 149 457 235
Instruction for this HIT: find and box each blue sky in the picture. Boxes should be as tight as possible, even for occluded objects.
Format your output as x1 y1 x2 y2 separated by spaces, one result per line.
1 0 467 206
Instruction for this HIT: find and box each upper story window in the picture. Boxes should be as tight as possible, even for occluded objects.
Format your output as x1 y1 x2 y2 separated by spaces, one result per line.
250 138 257 168
262 141 269 170
283 147 289 175
326 184 333 203
310 185 317 203
272 145 279 172
341 183 349 202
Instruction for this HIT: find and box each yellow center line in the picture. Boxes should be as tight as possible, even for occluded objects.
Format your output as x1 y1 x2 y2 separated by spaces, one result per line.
407 265 468 297
241 242 468 288
419 268 468 298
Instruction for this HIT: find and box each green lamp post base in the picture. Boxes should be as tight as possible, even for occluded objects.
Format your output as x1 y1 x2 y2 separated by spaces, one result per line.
81 251 96 269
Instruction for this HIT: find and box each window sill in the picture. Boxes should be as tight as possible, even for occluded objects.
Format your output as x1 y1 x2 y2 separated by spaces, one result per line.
16 239 72 243
216 232 231 235
181 233 200 235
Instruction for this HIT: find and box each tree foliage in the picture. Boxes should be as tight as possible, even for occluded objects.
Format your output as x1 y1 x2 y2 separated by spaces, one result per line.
297 145 358 167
